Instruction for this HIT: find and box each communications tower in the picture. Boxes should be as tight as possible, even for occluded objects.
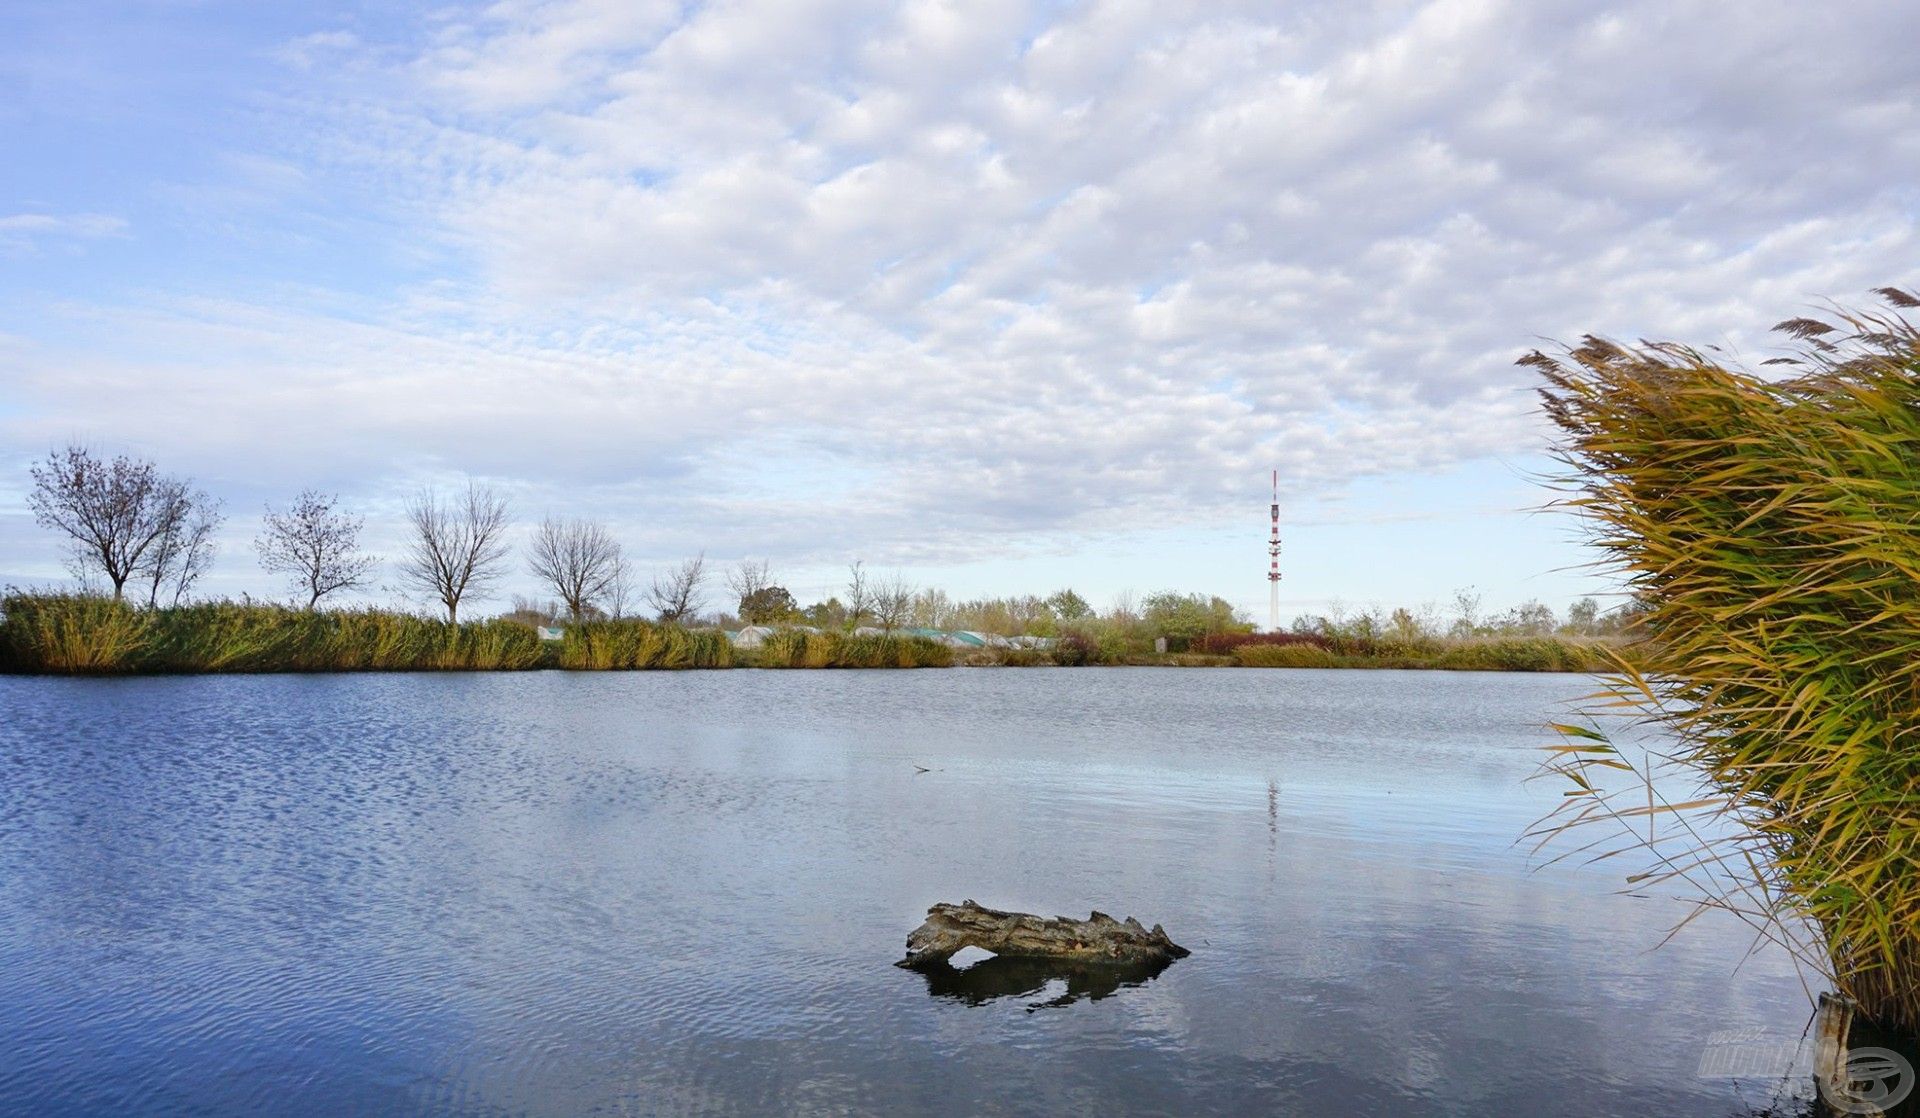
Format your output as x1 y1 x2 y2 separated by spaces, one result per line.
1268 470 1282 631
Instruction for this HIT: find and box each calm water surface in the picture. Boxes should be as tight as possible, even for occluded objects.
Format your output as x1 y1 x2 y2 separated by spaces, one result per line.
0 669 1813 1115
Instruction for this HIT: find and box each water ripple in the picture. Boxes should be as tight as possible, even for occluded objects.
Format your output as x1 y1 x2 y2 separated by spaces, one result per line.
0 670 1810 1116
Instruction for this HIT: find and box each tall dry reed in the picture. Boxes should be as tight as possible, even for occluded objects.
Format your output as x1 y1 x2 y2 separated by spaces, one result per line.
1531 289 1920 1032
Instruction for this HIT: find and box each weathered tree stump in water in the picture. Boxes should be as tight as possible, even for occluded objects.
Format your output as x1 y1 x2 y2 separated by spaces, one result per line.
895 900 1191 969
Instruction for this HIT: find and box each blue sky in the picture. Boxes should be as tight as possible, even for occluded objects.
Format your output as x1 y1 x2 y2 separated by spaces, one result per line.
3 0 1917 623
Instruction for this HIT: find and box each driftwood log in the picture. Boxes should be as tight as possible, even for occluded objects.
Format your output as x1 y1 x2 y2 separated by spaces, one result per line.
895 900 1190 969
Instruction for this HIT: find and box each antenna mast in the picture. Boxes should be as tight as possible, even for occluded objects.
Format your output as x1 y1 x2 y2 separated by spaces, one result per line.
1268 469 1282 631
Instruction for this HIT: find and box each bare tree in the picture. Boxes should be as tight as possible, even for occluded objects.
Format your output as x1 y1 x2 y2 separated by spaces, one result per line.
256 490 377 609
505 594 562 626
910 587 953 629
1007 594 1051 634
843 561 872 630
726 559 774 610
1448 585 1484 639
526 516 624 621
871 572 915 632
400 482 513 622
607 556 636 620
646 552 708 624
142 480 223 607
27 445 212 602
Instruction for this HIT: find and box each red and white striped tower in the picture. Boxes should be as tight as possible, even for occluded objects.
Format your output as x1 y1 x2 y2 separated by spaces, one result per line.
1268 469 1283 631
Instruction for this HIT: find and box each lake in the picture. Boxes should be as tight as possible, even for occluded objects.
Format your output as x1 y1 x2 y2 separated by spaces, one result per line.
0 668 1813 1115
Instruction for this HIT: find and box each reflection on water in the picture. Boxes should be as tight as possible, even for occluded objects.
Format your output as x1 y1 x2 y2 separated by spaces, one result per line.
0 669 1821 1115
910 954 1175 1010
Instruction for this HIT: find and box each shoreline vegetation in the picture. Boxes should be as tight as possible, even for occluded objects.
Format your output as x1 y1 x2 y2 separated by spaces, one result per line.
0 592 1631 675
15 445 1640 678
1532 291 1920 1041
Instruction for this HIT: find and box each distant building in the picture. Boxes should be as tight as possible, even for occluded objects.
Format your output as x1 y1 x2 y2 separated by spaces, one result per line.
904 627 964 646
536 626 566 642
727 626 776 649
1006 635 1058 650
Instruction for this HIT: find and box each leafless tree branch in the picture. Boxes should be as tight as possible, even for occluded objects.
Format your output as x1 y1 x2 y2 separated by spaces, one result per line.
871 572 915 632
607 556 635 620
843 560 872 630
527 515 623 621
142 480 223 608
726 559 773 609
256 490 377 609
399 481 513 622
27 445 217 603
646 552 708 624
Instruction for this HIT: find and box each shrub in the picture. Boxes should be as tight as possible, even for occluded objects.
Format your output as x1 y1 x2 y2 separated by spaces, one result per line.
1052 633 1095 666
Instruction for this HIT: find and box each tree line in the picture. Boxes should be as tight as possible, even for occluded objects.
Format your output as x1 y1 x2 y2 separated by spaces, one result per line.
23 446 1090 631
1284 586 1639 644
24 446 692 624
23 444 1634 641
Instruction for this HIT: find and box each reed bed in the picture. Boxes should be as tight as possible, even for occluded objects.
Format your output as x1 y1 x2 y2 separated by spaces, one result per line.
557 619 733 670
0 594 544 673
1231 636 1614 671
746 629 953 669
1531 290 1920 1033
0 592 153 673
0 597 956 674
0 594 1623 677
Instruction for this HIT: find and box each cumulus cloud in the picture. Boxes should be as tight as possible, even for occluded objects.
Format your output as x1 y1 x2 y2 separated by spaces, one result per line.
6 0 1920 583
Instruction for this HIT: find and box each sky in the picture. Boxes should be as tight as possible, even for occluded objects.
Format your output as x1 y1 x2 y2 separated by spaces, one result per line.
2 0 1917 624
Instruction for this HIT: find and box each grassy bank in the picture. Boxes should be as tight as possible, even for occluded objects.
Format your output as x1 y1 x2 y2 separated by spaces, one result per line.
0 594 546 673
1046 630 1625 672
0 594 958 674
745 627 954 669
0 593 1621 675
555 620 954 670
1228 634 1618 672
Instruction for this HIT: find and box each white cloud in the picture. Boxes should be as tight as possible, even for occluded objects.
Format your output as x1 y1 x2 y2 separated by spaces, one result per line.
7 0 1920 593
276 29 362 71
